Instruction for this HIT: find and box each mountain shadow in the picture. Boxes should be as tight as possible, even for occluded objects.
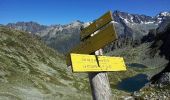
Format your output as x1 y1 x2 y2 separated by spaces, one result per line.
150 22 170 84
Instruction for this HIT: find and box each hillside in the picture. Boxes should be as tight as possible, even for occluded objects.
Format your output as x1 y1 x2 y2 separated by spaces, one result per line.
150 19 170 84
0 26 158 100
0 26 164 100
132 22 170 100
0 26 91 100
6 21 84 54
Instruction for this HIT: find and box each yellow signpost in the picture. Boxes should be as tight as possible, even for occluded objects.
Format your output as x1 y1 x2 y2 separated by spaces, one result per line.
66 11 126 100
80 11 113 40
71 53 126 72
66 24 117 66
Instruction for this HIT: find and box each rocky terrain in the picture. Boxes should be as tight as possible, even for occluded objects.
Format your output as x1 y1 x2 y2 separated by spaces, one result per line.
0 24 159 100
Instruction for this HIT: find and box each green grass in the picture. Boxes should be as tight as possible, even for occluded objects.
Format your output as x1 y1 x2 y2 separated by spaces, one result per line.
0 26 91 100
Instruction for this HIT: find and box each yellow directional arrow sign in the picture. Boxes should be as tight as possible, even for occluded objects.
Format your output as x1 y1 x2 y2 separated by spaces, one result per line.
66 24 117 66
80 11 113 40
70 53 126 72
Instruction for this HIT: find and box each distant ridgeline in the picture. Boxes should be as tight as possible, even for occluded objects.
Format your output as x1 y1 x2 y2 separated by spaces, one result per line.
5 11 170 54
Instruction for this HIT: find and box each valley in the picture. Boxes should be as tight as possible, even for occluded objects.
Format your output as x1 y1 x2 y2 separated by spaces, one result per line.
1 11 170 99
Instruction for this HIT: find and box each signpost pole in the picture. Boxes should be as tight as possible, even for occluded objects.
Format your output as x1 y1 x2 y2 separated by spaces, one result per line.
88 49 112 100
67 11 124 100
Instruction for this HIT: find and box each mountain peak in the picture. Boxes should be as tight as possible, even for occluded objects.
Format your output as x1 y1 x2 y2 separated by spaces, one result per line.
6 21 48 33
112 10 154 24
157 11 170 17
160 11 170 16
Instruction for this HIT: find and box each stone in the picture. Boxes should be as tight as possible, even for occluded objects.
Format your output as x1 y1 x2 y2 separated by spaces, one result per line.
158 72 170 85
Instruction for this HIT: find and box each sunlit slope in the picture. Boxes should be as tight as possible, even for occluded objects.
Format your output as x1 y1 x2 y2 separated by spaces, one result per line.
0 26 91 100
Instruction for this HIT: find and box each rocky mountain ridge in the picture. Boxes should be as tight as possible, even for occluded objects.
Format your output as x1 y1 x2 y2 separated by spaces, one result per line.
7 11 170 33
113 11 170 24
5 11 170 53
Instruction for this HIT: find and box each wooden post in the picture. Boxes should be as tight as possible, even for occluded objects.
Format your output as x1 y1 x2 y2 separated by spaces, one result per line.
66 11 123 100
88 49 112 100
66 11 124 100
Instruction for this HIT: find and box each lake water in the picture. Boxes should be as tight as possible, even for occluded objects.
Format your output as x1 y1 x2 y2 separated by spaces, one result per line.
117 74 149 92
127 63 147 68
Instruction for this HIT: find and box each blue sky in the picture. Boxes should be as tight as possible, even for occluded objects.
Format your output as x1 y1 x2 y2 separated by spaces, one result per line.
0 0 170 25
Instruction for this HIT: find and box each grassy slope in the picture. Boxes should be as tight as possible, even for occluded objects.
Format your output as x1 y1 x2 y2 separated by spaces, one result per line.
106 43 168 76
0 26 91 100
